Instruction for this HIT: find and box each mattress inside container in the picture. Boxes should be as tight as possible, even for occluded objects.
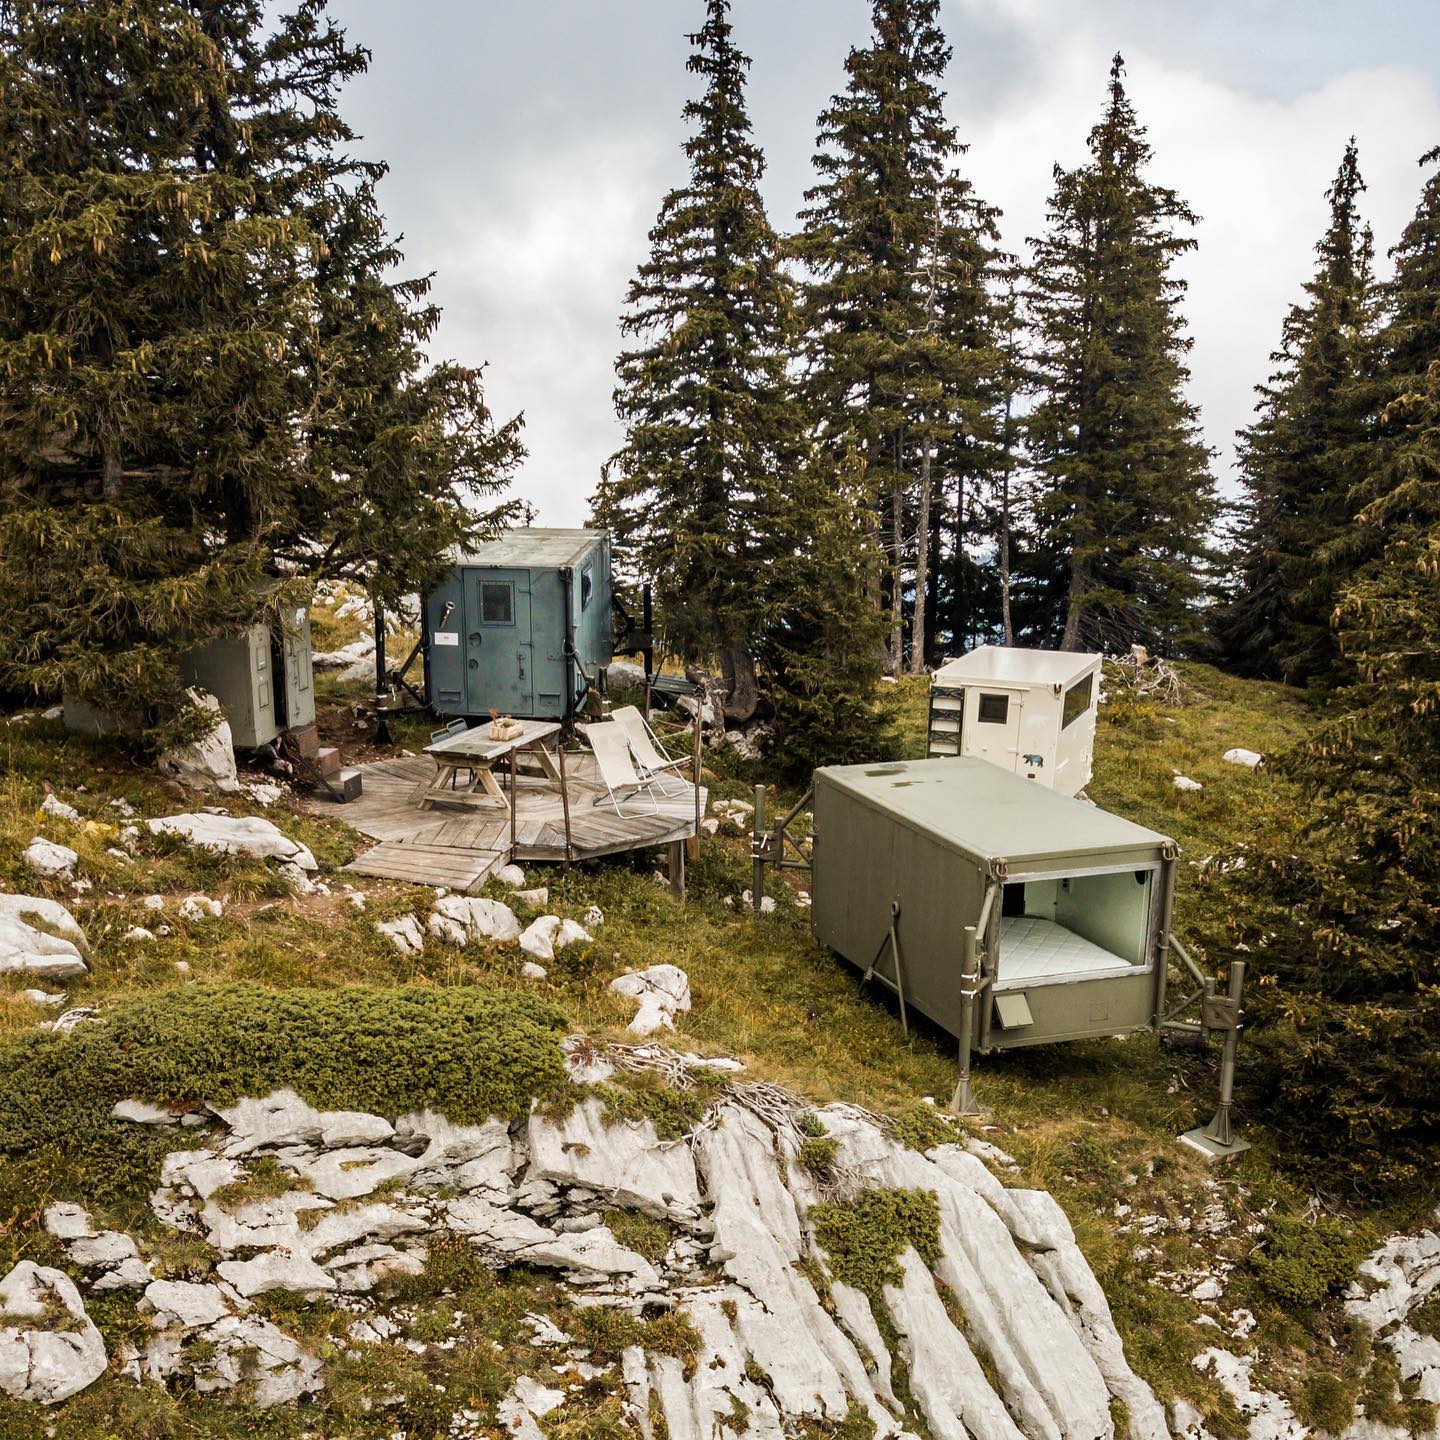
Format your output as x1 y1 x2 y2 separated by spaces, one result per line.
994 914 1139 988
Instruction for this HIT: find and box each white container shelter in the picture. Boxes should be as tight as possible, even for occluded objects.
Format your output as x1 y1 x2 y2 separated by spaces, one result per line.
927 645 1102 796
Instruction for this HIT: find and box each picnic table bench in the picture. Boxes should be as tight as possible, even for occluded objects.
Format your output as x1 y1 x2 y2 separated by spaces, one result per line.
416 719 563 814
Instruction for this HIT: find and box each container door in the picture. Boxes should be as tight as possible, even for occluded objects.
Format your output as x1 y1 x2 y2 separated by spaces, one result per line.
963 686 1024 774
463 568 533 717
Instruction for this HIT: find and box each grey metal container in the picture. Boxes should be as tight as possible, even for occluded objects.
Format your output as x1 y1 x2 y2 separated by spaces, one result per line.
423 528 613 722
811 757 1177 1051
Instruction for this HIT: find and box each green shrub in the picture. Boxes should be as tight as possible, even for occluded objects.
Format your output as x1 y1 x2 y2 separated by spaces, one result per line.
1250 1214 1378 1309
809 1186 941 1301
1294 1372 1356 1435
890 1104 958 1154
0 984 570 1160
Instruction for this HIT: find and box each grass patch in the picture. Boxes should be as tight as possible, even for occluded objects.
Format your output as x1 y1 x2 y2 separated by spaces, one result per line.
0 984 569 1166
810 1187 941 1302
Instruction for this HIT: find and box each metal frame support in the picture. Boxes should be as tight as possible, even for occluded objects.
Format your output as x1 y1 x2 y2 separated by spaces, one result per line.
1179 959 1251 1161
752 784 766 911
860 900 910 1037
949 925 983 1117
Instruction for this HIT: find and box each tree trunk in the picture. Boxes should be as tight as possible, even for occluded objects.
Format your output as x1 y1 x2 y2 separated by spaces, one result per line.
909 433 932 674
888 472 904 675
718 643 760 725
999 391 1015 646
952 461 967 653
1061 559 1088 651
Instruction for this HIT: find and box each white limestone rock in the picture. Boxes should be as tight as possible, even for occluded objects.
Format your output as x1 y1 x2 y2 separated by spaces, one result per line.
583 904 604 928
217 1251 336 1299
519 914 591 962
512 887 550 908
39 793 79 822
19 988 65 1005
113 1098 183 1127
610 964 691 1035
147 813 317 870
156 689 240 794
522 961 548 979
396 1110 516 1194
377 912 425 955
284 1144 422 1201
43 1202 95 1241
429 894 522 945
124 925 156 942
187 1313 324 1407
1172 774 1204 793
493 863 526 888
22 836 77 879
211 1088 383 1157
0 894 89 980
178 893 223 922
1222 748 1263 769
527 1096 702 1221
1193 1349 1305 1440
0 1261 107 1404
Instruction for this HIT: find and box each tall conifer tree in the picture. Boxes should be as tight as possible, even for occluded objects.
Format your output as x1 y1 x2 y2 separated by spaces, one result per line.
792 0 1004 671
595 0 794 723
1214 148 1440 1195
1217 142 1378 684
1024 55 1216 653
0 0 519 734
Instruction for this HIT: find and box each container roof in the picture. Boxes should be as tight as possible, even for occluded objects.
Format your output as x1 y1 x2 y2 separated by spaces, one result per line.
815 757 1173 866
933 645 1101 688
451 528 604 570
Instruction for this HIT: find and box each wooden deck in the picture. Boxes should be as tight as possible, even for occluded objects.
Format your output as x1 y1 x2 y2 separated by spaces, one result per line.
308 753 706 891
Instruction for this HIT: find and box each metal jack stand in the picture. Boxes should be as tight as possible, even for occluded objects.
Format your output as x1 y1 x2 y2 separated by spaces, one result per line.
1179 959 1251 1161
949 926 984 1118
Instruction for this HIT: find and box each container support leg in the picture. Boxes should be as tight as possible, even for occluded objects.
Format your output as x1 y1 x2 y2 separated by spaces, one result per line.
949 925 983 1118
860 901 909 1037
1179 959 1250 1161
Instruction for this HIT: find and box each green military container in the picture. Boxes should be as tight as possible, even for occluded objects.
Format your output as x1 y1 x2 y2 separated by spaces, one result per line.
423 528 613 723
811 756 1178 1050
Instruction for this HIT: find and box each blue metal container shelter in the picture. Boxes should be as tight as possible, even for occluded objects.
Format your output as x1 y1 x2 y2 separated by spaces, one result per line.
423 529 613 723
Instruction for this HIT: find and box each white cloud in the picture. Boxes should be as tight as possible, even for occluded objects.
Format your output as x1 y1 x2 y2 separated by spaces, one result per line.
954 15 1440 498
338 1 1440 524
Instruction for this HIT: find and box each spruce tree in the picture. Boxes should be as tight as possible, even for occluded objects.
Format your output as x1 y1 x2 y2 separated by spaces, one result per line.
595 0 797 723
1217 141 1378 684
1024 55 1216 654
0 0 519 736
1213 148 1440 1196
792 0 1005 671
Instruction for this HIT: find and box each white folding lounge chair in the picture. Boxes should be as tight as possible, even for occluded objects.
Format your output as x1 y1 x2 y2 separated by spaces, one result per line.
580 722 664 816
610 706 691 795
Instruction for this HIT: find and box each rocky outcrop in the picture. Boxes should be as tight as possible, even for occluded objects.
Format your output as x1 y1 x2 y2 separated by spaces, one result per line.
14 1049 1167 1433
147 813 317 870
0 894 89 979
22 836 77 879
609 965 691 1035
156 689 240 794
0 1261 107 1404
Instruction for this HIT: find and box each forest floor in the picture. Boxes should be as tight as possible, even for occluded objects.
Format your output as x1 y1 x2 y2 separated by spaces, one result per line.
0 601 1433 1440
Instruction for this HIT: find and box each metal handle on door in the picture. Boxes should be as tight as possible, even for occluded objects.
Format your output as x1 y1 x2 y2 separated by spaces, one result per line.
518 650 526 679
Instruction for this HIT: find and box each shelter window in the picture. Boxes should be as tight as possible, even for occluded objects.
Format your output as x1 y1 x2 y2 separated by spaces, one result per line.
1062 673 1095 729
977 692 1010 725
580 562 593 611
480 582 514 626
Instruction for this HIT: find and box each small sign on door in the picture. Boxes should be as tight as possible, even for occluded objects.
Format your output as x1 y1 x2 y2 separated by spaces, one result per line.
432 631 459 647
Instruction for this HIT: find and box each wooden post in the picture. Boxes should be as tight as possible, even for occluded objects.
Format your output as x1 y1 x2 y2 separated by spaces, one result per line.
557 739 573 864
668 839 685 902
752 783 766 914
508 750 519 861
687 709 702 862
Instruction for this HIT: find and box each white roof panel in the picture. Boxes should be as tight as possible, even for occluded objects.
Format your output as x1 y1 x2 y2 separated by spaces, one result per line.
450 528 604 570
933 645 1101 689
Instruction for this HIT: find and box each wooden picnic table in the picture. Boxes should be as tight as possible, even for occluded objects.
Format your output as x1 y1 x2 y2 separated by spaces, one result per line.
416 719 564 813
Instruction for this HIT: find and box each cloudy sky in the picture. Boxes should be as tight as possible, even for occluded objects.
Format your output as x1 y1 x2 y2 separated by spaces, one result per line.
334 0 1440 525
